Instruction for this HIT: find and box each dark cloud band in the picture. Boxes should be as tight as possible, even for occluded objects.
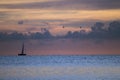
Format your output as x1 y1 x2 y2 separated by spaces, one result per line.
0 21 120 40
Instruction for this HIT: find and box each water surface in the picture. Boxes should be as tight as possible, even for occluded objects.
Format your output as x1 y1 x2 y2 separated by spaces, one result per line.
0 56 120 80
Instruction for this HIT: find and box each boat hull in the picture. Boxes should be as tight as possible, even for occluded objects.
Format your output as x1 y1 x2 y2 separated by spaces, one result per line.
18 54 26 56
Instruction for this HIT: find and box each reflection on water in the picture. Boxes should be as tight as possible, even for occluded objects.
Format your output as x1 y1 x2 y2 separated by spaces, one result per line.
0 56 120 80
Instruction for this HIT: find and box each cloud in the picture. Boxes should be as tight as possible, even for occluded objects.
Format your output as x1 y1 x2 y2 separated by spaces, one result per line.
0 0 120 10
108 21 120 38
0 21 120 40
0 28 53 40
65 21 120 39
91 22 104 32
0 32 25 40
18 20 24 25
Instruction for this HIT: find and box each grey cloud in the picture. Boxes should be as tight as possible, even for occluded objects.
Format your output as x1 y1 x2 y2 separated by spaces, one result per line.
18 20 24 25
0 28 53 40
0 0 120 10
65 21 120 39
0 21 120 40
108 21 120 38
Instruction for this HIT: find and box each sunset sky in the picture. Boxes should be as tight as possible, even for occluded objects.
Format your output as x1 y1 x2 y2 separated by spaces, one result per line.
0 0 120 55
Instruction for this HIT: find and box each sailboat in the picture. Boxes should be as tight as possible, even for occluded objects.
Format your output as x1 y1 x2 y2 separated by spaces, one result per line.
18 43 26 56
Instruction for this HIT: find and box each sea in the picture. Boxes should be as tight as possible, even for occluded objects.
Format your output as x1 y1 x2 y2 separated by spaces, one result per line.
0 55 120 80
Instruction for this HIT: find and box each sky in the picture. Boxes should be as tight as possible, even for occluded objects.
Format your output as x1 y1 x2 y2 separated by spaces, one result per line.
0 0 120 55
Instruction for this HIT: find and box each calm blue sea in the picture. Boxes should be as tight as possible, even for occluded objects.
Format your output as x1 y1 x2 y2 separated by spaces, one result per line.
0 55 120 80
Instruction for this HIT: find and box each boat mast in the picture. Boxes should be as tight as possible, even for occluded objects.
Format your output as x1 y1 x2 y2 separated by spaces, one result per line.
21 43 24 54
